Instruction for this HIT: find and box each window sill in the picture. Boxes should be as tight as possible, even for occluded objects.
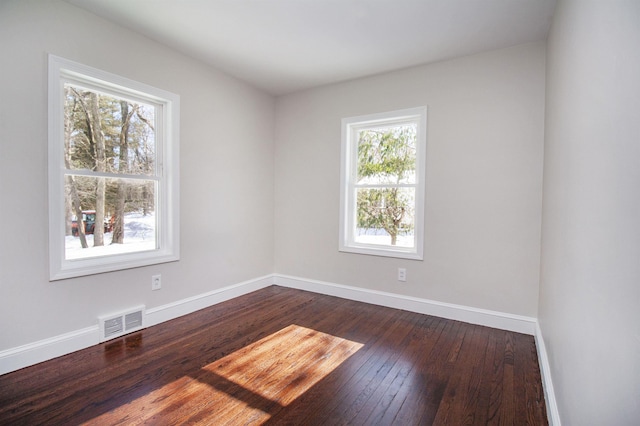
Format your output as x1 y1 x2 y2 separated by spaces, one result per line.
339 244 423 261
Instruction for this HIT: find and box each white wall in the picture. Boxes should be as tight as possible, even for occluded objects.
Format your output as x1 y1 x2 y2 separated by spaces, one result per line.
274 42 546 317
539 0 640 424
0 0 275 351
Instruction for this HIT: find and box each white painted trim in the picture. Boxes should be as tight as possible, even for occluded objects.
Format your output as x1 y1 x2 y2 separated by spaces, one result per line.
273 274 537 335
145 275 273 327
339 106 427 261
0 326 99 376
48 54 181 281
535 322 562 426
0 275 275 376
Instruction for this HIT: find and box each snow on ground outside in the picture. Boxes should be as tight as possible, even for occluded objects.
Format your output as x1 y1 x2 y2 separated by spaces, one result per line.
65 216 413 260
354 228 414 248
65 212 156 260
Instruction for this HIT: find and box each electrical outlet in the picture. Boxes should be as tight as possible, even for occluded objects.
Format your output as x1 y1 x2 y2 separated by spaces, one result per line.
398 268 407 282
151 274 161 290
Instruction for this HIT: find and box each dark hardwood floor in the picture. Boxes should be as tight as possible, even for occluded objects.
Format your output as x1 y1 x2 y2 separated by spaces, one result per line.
0 286 547 425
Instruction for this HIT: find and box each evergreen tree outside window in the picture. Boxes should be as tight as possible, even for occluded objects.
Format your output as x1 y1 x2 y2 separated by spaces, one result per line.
340 107 427 260
48 56 180 280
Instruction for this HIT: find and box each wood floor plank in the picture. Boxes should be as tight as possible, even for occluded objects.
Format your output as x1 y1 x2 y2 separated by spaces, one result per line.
416 319 468 425
471 325 499 425
0 286 548 425
366 314 438 425
458 325 493 425
486 329 506 425
431 322 478 424
353 313 433 424
502 332 517 425
432 323 489 425
387 315 451 425
342 314 426 424
294 310 418 424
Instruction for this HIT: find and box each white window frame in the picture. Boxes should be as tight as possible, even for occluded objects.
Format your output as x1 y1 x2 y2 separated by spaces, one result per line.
48 55 180 280
339 107 427 260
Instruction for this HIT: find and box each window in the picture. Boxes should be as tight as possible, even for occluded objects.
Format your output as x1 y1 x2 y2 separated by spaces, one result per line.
340 107 427 260
48 55 179 280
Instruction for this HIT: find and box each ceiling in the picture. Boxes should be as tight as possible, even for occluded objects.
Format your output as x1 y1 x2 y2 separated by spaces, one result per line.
66 0 557 96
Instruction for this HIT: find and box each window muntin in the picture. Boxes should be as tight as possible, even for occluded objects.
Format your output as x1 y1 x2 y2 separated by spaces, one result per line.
49 55 179 280
340 107 426 260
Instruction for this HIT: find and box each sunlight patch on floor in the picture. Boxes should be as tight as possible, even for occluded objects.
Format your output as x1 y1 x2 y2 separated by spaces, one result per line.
206 324 364 407
84 324 363 425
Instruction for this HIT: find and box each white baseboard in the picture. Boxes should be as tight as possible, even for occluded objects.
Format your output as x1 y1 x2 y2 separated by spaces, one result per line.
535 322 562 426
274 274 537 335
145 275 273 327
0 275 274 376
0 325 99 377
275 274 558 424
2 272 555 425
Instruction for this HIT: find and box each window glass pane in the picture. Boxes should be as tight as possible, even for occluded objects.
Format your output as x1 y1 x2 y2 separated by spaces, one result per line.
64 84 156 176
356 123 417 185
354 187 415 248
64 176 157 260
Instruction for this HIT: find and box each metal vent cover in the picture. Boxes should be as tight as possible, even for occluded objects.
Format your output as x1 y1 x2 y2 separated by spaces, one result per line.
125 310 143 331
104 316 123 338
98 305 145 342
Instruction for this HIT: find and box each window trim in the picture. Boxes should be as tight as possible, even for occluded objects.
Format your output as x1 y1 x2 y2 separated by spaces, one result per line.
48 55 180 281
339 107 427 260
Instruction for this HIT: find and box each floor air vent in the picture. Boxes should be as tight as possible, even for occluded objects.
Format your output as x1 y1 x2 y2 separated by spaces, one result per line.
99 305 145 342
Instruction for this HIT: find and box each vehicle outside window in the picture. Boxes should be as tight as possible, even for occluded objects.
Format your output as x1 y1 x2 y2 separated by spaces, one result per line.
71 210 113 236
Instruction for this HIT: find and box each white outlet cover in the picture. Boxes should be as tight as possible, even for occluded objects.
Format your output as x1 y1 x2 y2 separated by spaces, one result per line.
152 274 161 290
398 268 407 282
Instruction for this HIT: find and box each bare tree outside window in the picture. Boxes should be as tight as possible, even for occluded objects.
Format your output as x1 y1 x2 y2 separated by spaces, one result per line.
64 85 157 260
49 55 179 280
